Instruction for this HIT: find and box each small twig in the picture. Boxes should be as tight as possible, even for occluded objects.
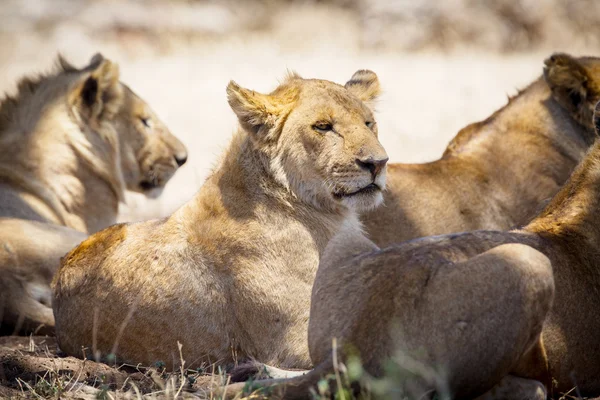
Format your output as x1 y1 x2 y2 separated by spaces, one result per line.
93 307 100 362
131 382 143 399
16 378 44 400
175 341 187 398
331 337 346 400
569 372 582 399
110 296 141 359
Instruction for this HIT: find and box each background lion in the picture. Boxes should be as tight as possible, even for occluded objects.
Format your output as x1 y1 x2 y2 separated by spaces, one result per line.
363 53 600 247
0 54 187 335
52 70 388 370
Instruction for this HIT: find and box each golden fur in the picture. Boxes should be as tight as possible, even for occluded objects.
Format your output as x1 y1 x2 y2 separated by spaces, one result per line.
223 99 600 400
223 233 553 400
363 53 600 247
0 54 186 335
52 71 388 369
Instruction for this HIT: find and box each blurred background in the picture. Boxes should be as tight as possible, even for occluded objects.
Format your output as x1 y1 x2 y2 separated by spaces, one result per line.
1 0 599 222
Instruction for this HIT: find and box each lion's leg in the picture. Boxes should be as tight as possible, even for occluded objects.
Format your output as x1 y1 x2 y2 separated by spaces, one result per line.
0 219 86 335
391 243 554 398
474 375 546 400
229 360 309 382
0 279 55 335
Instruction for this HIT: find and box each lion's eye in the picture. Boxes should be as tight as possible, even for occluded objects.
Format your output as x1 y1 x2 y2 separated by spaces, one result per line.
313 122 333 132
140 117 152 128
366 121 375 129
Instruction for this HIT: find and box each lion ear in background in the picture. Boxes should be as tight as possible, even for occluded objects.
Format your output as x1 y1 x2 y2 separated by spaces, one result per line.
69 56 124 124
344 69 381 109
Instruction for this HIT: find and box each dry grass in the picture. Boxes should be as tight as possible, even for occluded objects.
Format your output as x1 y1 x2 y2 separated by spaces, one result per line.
0 336 232 399
1 336 599 399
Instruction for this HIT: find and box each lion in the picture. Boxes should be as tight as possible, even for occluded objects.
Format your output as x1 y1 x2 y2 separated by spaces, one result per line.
225 234 553 399
222 92 600 400
0 54 187 335
51 70 388 370
363 53 600 247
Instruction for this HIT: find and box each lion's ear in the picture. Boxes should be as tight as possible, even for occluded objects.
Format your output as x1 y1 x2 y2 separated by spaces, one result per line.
544 53 592 117
226 81 280 135
70 57 123 123
345 70 381 107
89 53 105 67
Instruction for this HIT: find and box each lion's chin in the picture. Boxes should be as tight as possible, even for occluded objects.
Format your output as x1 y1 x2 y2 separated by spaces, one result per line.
138 181 165 199
333 183 381 199
335 188 384 212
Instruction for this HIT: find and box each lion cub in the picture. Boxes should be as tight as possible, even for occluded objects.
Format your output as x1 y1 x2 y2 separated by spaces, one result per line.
0 54 186 335
52 70 388 369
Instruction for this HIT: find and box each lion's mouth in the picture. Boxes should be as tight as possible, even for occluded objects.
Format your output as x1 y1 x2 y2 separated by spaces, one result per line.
333 183 381 199
140 180 159 191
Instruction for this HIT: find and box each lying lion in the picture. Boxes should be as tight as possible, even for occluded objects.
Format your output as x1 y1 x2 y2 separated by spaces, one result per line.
52 70 388 370
0 54 187 335
225 98 600 400
363 53 600 247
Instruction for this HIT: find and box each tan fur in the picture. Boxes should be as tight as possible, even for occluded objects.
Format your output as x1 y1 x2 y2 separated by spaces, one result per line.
0 54 186 335
363 53 600 247
221 233 553 400
224 102 600 400
52 71 388 369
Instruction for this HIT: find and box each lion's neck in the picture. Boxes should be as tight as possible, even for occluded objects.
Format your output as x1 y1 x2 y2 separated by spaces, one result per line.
0 111 122 233
182 130 352 257
45 159 121 233
525 140 600 246
445 78 596 160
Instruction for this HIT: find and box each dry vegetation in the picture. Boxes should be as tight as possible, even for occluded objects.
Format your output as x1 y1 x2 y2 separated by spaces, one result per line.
2 337 596 399
0 336 229 399
2 0 600 398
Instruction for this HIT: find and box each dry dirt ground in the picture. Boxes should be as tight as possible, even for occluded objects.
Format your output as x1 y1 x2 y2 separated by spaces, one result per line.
0 336 226 399
1 336 598 399
3 0 600 398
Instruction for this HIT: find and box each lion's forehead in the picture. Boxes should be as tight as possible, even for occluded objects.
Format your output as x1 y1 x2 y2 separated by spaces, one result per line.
117 88 172 137
119 89 147 117
292 100 370 127
296 82 369 113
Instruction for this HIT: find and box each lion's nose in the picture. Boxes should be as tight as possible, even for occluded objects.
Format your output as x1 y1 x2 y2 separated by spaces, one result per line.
356 156 388 177
174 154 188 167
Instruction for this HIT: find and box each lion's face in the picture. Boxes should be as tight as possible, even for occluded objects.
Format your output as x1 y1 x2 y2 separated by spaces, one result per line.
66 54 187 199
113 86 188 196
544 53 600 132
277 80 387 212
227 70 388 212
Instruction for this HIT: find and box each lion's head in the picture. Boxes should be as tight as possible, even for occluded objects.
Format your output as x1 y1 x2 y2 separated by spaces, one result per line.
113 85 188 195
544 53 600 132
64 53 187 198
226 70 388 212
